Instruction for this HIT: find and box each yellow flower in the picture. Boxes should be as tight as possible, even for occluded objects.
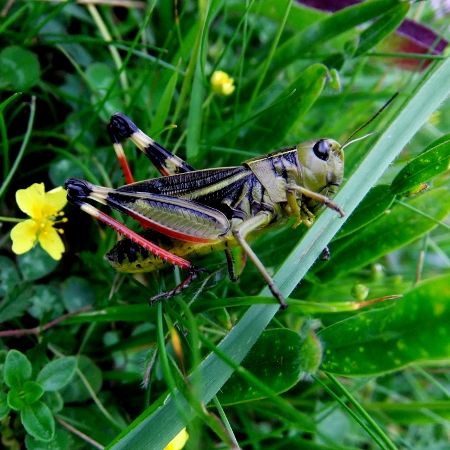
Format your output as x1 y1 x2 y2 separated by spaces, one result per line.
211 70 235 96
10 183 68 260
164 428 189 450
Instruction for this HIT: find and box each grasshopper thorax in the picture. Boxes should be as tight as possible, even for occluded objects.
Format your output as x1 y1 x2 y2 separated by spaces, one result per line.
296 138 344 196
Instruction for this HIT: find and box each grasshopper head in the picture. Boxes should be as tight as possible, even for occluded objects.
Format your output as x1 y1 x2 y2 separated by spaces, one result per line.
296 138 344 197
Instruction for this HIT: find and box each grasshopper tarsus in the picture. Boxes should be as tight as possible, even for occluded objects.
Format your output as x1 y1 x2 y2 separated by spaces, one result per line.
268 285 288 310
149 267 207 305
321 246 331 261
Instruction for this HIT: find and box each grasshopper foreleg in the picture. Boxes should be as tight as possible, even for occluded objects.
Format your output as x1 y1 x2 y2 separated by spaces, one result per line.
290 184 345 217
232 212 287 309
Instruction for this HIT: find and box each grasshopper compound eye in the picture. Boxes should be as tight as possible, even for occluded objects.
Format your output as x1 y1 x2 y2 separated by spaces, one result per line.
312 139 330 161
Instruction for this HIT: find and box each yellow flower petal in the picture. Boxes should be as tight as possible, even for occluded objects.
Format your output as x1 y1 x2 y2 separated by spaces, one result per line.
164 428 189 450
38 224 65 260
211 70 235 96
10 219 38 254
43 186 68 216
15 183 46 218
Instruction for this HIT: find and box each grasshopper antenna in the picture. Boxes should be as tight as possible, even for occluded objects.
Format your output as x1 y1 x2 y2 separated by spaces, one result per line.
342 92 399 149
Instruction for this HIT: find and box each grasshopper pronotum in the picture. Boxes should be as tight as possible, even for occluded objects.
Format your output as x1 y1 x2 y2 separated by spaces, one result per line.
65 113 347 309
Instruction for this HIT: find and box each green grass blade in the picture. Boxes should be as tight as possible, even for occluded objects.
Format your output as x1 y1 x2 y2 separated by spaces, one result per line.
108 57 450 450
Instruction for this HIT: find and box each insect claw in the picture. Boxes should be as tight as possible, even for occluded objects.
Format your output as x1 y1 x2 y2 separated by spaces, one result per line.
149 266 208 305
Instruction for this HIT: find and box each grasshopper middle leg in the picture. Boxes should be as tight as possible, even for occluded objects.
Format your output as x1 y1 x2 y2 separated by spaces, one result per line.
232 212 287 309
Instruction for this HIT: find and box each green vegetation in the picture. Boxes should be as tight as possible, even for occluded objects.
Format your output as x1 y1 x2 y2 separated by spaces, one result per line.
1 1 449 448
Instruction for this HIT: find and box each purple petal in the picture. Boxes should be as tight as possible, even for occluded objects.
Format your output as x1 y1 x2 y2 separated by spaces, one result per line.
297 0 448 55
397 19 447 54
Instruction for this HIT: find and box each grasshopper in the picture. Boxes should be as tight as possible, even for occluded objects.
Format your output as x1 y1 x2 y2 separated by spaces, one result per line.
65 113 346 309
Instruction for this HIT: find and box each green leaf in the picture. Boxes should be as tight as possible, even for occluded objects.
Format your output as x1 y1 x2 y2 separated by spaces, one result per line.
318 187 450 281
185 29 206 162
60 356 102 403
7 387 27 411
0 46 40 90
108 47 450 450
62 276 96 312
17 246 58 282
319 275 450 375
0 391 10 420
85 62 123 121
21 401 55 443
150 69 179 136
0 256 20 296
42 391 64 414
0 283 32 323
4 350 32 388
391 135 450 195
62 304 152 324
22 381 45 405
267 0 402 81
364 401 450 425
25 428 74 450
37 357 77 392
243 64 327 150
29 285 63 321
219 329 317 405
354 3 409 56
334 185 395 240
49 158 85 187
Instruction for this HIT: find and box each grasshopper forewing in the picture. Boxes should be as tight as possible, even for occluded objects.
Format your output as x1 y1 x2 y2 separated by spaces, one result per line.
65 113 345 308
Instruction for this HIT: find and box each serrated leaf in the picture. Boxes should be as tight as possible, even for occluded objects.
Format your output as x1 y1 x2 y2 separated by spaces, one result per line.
391 135 450 195
21 401 55 443
4 350 32 388
319 275 450 375
37 357 77 392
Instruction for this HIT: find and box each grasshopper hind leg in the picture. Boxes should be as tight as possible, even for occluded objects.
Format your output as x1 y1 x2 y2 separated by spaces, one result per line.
149 266 208 305
108 113 194 181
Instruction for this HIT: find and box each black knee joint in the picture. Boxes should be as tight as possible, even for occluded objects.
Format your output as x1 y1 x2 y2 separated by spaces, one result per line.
65 178 93 204
108 113 138 143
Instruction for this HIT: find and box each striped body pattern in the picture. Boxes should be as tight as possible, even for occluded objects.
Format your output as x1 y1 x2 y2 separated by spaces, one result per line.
65 113 345 307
